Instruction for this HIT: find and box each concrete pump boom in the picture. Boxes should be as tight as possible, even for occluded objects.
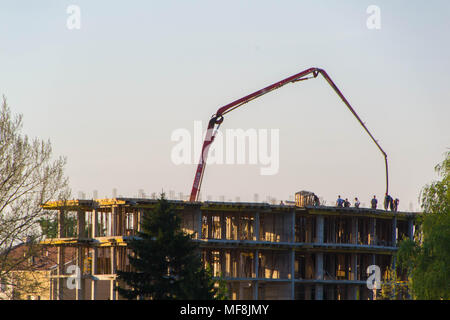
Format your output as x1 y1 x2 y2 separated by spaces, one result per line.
189 67 388 202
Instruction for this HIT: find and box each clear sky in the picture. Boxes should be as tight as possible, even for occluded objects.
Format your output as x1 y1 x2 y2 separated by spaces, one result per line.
1 1 449 210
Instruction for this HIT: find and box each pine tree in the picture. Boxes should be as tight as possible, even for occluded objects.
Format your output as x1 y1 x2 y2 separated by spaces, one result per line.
117 194 217 300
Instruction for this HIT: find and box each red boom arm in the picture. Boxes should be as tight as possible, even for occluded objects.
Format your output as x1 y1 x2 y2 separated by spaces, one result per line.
189 67 388 202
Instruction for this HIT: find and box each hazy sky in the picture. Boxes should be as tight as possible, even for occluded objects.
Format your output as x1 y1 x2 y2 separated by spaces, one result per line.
1 1 449 210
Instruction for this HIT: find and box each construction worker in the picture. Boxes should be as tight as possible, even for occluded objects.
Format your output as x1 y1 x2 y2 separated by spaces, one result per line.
313 193 320 206
354 197 360 208
384 193 392 211
344 198 350 207
371 195 378 209
336 195 344 207
394 198 399 212
389 197 395 211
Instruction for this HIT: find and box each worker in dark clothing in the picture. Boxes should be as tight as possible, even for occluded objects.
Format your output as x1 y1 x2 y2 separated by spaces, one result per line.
394 198 399 212
354 197 360 208
313 193 320 206
389 197 395 211
371 195 378 209
384 193 392 211
336 195 344 207
344 198 350 207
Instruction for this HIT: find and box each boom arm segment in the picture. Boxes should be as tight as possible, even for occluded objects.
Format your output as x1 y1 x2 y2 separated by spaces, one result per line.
189 67 388 202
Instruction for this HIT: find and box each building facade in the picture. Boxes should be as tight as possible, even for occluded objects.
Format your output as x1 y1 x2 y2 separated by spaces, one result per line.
0 243 76 300
40 197 417 300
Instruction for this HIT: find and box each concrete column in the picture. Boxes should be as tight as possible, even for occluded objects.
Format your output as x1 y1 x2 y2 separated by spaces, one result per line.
392 216 397 247
350 253 358 300
237 211 241 241
90 247 97 300
369 218 377 245
104 212 109 237
221 213 226 240
306 218 311 243
331 217 336 243
253 281 258 300
110 282 117 300
137 208 143 233
316 216 324 244
58 209 65 238
77 210 86 239
315 253 324 300
351 254 358 281
110 246 117 300
57 209 65 300
196 209 202 240
56 246 65 300
219 249 226 278
207 214 212 239
407 218 414 240
92 209 98 238
315 253 324 279
291 210 295 243
254 212 260 241
90 279 97 301
253 249 259 300
352 217 358 245
111 207 117 237
49 277 53 300
254 249 259 278
76 247 84 300
291 248 295 300
315 284 323 300
111 246 116 273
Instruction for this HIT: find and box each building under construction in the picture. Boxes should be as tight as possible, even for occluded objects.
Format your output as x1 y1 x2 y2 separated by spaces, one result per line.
40 192 417 300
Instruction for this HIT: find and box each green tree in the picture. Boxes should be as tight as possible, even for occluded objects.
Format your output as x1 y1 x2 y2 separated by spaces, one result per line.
117 194 218 300
38 215 77 238
397 151 450 299
380 266 409 300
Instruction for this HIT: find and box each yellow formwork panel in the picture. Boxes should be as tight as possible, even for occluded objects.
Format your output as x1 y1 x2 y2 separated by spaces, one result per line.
41 200 92 210
95 199 127 206
39 237 80 245
39 236 128 247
